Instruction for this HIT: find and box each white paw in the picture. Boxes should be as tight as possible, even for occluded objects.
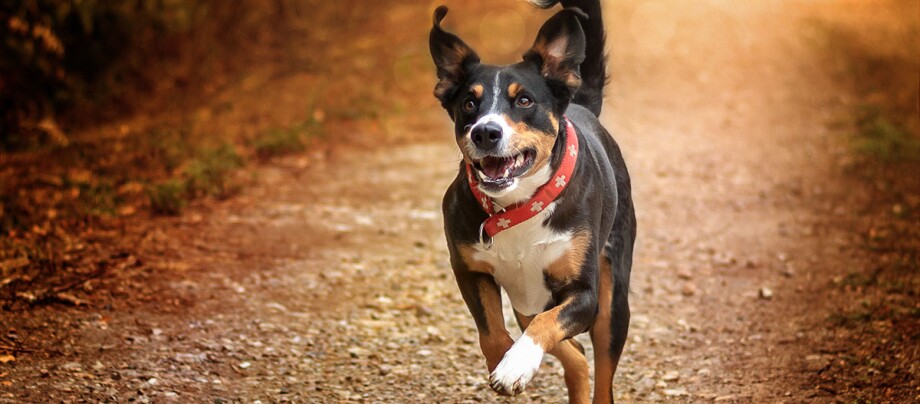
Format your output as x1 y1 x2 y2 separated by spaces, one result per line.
489 334 544 396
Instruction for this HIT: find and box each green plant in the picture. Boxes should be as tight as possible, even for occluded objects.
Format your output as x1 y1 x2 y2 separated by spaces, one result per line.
148 179 187 215
183 143 243 198
853 107 920 162
251 119 323 159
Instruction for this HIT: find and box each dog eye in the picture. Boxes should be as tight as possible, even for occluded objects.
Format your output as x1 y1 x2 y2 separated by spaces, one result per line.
516 96 533 108
463 99 477 112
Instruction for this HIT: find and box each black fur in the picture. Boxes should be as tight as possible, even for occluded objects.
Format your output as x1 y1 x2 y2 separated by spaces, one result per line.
530 0 608 116
432 0 635 400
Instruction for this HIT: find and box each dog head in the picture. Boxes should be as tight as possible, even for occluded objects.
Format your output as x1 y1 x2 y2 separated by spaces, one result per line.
430 6 586 196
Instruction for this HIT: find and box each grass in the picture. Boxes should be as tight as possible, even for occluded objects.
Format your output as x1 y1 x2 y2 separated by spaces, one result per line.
250 118 324 159
148 179 188 215
853 106 920 163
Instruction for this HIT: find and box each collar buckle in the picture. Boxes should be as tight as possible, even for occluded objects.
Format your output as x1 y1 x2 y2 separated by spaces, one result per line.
478 221 493 250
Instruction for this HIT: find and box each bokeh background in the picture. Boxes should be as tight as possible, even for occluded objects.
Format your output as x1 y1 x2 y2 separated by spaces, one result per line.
1 0 918 402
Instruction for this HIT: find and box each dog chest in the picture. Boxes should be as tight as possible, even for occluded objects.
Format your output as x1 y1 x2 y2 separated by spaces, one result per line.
471 203 572 316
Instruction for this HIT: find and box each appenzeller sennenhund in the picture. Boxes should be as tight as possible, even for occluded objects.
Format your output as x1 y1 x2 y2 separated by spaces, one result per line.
430 0 636 402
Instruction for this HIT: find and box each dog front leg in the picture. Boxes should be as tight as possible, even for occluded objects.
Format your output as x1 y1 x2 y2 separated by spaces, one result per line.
490 290 596 396
453 270 514 374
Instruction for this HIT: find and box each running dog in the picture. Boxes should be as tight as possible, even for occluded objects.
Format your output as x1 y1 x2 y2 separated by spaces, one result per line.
431 0 636 402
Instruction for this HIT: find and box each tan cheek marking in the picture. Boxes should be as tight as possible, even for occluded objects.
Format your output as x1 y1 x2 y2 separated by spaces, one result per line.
545 230 590 283
548 114 559 133
502 114 557 176
459 244 494 275
470 84 484 99
507 82 522 99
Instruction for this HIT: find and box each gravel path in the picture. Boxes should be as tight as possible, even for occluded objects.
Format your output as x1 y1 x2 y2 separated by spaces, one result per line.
1 0 885 402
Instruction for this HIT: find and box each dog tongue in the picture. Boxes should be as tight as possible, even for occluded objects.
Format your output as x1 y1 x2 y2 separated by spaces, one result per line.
480 156 513 179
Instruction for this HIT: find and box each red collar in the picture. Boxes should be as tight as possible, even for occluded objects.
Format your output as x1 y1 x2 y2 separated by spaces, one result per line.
465 117 579 246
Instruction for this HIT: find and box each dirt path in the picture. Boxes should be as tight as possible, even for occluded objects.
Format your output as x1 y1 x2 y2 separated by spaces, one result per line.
1 0 899 402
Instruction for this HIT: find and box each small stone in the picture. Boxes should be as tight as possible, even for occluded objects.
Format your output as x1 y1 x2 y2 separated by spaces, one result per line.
239 361 252 369
378 365 392 375
39 369 50 377
676 269 693 280
661 371 680 382
348 347 370 358
759 287 773 299
663 387 687 396
681 284 697 296
417 349 433 356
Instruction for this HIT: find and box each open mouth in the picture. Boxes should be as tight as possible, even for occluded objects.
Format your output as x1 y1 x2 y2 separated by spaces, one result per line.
472 149 536 189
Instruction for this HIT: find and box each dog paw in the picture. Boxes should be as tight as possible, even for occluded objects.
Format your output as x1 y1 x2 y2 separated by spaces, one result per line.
488 335 544 396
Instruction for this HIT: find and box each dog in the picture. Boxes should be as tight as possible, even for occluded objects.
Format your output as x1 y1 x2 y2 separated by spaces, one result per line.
430 0 636 402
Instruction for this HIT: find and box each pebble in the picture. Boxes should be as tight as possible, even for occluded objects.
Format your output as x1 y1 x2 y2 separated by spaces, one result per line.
348 347 371 358
759 287 774 299
662 371 680 381
681 284 697 296
663 387 688 396
239 361 252 369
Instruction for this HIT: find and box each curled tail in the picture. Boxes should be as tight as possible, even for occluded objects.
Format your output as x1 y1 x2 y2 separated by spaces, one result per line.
530 0 607 116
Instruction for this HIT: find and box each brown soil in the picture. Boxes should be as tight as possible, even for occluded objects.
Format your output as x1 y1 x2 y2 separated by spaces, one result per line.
1 0 917 402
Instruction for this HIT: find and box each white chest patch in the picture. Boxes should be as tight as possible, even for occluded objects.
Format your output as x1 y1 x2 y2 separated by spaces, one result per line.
472 203 573 316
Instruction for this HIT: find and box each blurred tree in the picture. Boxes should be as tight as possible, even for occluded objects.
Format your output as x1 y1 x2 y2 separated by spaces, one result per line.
0 0 211 149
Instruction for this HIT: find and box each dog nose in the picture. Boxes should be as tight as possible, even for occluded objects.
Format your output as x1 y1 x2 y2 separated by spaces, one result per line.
471 122 502 150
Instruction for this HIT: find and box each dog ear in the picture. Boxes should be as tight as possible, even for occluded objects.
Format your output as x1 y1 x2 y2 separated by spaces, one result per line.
429 6 480 108
524 8 586 99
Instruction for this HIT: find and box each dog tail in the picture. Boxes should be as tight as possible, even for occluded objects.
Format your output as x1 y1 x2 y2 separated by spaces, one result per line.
529 0 607 116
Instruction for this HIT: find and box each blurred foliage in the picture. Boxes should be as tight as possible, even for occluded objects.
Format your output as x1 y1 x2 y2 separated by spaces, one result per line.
2 0 186 148
251 119 324 160
0 0 387 304
854 106 920 163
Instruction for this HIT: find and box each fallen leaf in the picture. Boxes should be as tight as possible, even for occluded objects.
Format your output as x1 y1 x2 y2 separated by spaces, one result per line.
0 355 15 364
55 292 87 306
0 257 30 272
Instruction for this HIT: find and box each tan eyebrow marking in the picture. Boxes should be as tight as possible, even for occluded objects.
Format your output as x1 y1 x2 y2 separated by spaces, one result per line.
470 84 484 98
508 82 522 98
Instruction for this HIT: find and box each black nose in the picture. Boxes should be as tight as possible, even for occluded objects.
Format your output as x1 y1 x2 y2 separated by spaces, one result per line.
471 122 503 150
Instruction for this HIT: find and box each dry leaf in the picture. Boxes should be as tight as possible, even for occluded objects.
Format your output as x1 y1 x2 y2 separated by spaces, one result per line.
55 292 86 306
0 355 15 364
